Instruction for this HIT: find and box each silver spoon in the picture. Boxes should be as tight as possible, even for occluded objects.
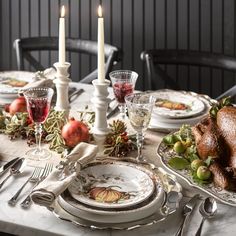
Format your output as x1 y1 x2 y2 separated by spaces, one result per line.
195 197 217 236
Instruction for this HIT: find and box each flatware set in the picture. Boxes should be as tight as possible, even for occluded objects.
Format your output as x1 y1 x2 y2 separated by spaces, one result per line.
0 159 53 208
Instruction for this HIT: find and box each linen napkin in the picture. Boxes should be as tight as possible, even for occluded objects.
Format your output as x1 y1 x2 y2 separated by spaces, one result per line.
31 142 98 208
22 67 56 90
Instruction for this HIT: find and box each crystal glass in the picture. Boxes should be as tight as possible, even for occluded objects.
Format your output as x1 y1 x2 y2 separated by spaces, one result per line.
110 70 138 119
23 87 54 160
125 93 155 162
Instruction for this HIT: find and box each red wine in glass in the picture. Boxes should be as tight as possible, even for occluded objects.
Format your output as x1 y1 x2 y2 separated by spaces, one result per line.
27 99 50 123
113 82 134 104
23 87 54 161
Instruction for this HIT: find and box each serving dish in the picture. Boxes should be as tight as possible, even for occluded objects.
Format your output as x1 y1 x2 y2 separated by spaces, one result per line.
157 140 236 206
51 164 182 230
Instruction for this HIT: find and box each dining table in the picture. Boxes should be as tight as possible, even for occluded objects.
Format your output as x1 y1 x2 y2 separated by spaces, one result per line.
0 82 235 236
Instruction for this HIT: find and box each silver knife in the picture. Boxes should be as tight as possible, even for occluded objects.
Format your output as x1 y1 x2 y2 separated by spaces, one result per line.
175 194 200 236
0 157 20 177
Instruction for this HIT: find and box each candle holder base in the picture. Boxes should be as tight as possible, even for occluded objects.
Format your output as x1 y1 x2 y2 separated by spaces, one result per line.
53 62 71 116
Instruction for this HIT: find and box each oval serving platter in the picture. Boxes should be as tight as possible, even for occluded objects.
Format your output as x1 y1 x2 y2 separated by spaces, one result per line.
157 140 236 207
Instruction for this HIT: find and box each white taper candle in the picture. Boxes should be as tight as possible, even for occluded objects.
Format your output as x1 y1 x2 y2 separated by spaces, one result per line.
59 5 66 65
97 5 105 83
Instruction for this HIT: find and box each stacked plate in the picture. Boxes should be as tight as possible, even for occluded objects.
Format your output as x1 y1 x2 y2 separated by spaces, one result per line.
149 89 213 132
0 71 36 103
57 161 181 227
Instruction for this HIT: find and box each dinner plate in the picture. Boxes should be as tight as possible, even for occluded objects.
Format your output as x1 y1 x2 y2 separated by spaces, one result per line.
0 71 36 103
68 162 155 209
0 71 36 94
148 90 215 133
58 174 163 223
152 90 205 118
52 165 182 230
157 140 236 207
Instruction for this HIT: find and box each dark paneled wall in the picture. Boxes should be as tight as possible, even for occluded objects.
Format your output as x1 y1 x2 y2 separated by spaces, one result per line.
0 0 236 97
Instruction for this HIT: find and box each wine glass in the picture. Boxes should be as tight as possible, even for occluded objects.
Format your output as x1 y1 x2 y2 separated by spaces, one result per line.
109 70 138 119
125 93 155 162
23 87 54 161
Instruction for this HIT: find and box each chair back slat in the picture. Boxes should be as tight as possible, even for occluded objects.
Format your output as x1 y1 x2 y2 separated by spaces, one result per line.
14 37 122 83
141 49 236 100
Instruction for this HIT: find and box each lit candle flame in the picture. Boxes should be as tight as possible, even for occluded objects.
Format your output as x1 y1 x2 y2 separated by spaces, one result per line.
98 5 102 18
61 5 65 18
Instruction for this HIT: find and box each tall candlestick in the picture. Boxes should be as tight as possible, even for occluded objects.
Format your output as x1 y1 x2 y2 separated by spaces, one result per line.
59 5 66 65
97 5 105 83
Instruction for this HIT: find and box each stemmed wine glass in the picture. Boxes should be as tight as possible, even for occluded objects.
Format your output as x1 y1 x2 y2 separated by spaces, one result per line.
110 70 138 119
125 93 155 162
23 87 54 161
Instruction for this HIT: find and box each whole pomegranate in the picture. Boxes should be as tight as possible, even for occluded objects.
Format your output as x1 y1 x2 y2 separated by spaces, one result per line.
61 118 89 148
9 96 27 115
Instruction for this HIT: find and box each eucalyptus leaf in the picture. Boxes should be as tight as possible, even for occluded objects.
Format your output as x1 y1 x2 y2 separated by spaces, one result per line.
168 156 190 170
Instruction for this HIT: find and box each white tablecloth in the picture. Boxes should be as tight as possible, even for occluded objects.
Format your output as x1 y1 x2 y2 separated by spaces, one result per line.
0 83 235 236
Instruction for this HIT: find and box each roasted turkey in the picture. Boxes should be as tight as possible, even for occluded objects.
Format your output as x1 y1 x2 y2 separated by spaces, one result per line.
192 106 236 190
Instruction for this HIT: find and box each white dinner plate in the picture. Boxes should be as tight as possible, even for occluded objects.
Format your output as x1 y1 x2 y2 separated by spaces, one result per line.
152 90 205 118
68 162 155 209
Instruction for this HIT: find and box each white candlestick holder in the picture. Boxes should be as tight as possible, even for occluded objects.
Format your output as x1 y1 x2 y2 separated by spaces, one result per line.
91 79 111 136
53 62 71 115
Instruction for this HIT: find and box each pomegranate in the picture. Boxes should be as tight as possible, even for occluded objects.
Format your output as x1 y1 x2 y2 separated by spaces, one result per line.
9 96 27 115
61 118 89 148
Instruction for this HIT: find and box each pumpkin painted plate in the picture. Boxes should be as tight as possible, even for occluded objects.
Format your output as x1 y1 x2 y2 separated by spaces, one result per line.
54 165 182 229
68 162 155 209
152 90 205 118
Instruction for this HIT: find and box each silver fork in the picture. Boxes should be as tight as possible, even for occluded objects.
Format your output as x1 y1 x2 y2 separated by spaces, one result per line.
8 166 42 206
20 163 53 208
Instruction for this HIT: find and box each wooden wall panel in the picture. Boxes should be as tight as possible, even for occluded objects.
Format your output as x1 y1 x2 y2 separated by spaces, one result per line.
0 0 235 96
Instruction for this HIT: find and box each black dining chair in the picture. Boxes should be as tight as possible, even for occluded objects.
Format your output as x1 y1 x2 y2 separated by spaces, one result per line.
140 49 236 100
13 37 122 84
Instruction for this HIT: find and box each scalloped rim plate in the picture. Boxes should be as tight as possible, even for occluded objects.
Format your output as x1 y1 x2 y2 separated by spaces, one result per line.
0 71 35 94
68 162 155 209
152 90 205 118
51 164 182 230
58 170 164 223
157 140 236 207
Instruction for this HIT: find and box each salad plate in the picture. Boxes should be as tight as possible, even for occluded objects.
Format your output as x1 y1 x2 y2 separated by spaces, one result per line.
157 140 236 207
152 90 205 119
52 164 182 230
67 162 155 209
